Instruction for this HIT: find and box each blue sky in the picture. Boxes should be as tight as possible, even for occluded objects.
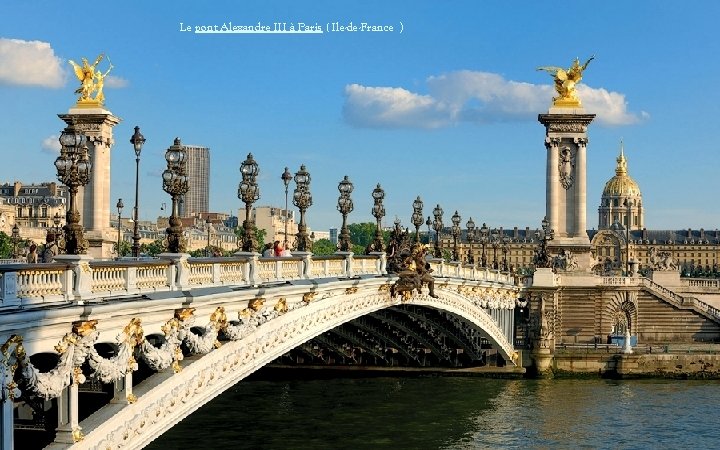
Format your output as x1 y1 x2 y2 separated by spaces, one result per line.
1 1 719 232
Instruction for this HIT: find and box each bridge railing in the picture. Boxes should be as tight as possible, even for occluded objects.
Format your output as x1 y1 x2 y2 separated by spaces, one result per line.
428 260 514 284
0 251 520 309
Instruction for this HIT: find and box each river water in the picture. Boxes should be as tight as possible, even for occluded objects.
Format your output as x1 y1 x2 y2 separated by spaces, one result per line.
147 374 720 449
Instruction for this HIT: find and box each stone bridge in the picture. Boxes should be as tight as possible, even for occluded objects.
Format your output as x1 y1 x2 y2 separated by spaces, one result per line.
0 252 521 449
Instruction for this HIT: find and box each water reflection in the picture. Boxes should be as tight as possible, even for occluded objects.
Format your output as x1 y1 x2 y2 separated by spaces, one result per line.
148 377 720 450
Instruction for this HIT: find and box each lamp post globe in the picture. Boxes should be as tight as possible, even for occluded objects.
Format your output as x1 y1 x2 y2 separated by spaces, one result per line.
130 126 145 257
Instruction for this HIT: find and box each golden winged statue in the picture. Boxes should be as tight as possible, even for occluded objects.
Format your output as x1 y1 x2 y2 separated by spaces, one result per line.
537 56 594 107
68 53 113 106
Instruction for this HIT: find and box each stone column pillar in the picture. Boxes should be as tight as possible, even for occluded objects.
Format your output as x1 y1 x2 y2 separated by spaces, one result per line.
575 137 588 238
546 137 560 236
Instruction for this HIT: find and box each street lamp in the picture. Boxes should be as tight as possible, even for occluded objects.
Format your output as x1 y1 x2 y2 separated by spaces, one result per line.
54 125 91 254
337 175 354 252
292 164 312 252
451 211 461 261
466 217 476 264
478 222 489 268
116 198 123 257
130 126 145 257
533 216 555 268
502 235 511 271
411 196 424 243
425 216 432 245
371 184 385 252
10 223 20 259
206 217 212 257
161 138 189 253
624 199 634 275
281 167 292 250
432 204 444 258
238 153 260 252
490 228 500 269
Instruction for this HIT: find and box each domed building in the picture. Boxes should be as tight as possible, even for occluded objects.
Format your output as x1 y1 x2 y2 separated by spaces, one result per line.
598 143 643 230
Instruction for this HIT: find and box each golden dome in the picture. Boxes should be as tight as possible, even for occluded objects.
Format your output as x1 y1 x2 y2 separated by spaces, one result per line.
602 145 641 197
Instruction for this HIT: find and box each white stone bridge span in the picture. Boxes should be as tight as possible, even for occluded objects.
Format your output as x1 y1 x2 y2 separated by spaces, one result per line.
0 252 520 449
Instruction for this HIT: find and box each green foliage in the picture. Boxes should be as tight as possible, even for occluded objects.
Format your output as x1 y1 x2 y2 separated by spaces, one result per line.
312 238 336 256
348 222 376 248
0 232 12 258
347 222 390 252
114 240 132 257
141 239 167 256
235 225 267 249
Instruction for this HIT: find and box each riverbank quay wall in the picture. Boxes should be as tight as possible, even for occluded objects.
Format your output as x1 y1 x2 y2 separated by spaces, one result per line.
525 269 720 376
550 347 720 379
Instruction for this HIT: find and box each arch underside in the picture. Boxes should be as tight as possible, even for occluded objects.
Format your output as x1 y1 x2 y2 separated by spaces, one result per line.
77 289 515 449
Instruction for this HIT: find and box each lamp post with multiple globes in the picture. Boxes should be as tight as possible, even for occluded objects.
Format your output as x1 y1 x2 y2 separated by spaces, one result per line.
292 165 312 252
161 138 189 253
370 184 385 252
238 153 260 252
337 176 354 252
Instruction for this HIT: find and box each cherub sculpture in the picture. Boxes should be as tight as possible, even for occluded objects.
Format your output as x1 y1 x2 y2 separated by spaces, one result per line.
537 56 594 106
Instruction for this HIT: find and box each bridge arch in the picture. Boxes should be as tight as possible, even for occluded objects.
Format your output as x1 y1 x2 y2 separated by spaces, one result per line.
67 282 517 448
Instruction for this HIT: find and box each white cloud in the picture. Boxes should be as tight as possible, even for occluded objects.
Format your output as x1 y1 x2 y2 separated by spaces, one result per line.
343 84 451 129
0 38 66 87
343 70 646 128
105 75 129 88
41 135 61 154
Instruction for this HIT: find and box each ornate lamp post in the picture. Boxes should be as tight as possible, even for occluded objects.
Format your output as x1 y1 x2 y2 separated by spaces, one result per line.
466 217 476 264
623 199 634 275
490 228 501 269
238 153 260 252
54 125 91 254
10 223 20 259
292 165 312 252
281 167 292 250
116 198 123 256
432 204 444 258
370 184 385 252
478 222 489 268
451 211 461 261
425 216 432 245
130 126 145 257
533 216 555 268
161 138 189 253
206 217 212 257
411 196 424 243
337 175 354 251
502 235 511 271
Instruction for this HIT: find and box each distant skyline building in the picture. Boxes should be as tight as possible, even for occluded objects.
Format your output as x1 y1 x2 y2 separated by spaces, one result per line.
180 145 210 218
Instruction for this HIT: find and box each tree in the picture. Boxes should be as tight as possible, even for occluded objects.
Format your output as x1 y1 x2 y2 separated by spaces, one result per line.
235 225 267 250
347 222 391 253
312 238 336 256
141 239 167 257
0 232 12 258
114 240 132 257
